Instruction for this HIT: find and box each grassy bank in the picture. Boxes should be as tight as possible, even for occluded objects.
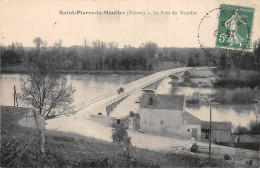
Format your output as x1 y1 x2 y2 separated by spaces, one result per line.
1 106 241 168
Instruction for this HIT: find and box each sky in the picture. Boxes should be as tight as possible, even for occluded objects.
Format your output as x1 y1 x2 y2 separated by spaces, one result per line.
0 0 260 48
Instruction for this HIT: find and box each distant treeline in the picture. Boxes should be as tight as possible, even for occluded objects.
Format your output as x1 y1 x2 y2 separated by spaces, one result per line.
1 37 260 72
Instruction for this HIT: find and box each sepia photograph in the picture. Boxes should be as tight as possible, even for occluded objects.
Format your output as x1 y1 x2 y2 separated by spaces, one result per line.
0 0 259 168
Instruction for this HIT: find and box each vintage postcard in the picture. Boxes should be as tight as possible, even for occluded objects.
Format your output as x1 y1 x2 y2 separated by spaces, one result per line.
0 0 259 168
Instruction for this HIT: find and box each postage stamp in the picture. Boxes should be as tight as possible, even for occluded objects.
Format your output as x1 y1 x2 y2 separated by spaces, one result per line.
216 4 254 51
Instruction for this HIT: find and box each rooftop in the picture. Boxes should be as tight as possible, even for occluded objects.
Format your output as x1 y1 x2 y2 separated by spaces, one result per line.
183 111 201 125
140 92 184 110
201 121 232 131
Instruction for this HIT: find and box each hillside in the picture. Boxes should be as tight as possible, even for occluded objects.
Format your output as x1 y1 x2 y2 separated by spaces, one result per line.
0 106 242 168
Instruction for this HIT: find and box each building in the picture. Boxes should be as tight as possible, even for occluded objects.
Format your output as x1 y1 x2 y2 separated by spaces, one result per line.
137 89 232 143
112 112 141 130
182 111 201 140
201 121 232 143
137 89 201 139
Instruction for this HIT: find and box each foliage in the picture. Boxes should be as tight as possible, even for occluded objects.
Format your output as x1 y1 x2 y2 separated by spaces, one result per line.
1 43 23 65
190 143 199 153
233 125 250 135
111 124 132 167
213 77 260 89
211 87 259 104
18 44 75 118
112 124 131 145
234 121 260 135
186 98 200 105
219 51 229 70
2 38 259 73
249 121 260 135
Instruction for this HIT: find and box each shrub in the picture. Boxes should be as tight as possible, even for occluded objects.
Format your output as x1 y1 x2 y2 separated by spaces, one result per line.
234 125 250 135
211 87 259 104
224 154 231 160
186 98 200 105
211 88 229 103
190 143 199 153
234 121 260 135
112 124 131 144
249 120 260 135
111 124 132 167
213 76 260 89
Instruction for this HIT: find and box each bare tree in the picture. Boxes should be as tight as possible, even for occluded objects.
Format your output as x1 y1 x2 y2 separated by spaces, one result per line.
18 56 75 118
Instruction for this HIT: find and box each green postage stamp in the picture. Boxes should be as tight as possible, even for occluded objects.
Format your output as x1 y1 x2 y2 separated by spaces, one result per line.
216 4 254 51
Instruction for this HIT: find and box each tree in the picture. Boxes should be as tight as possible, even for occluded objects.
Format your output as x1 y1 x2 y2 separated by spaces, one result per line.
169 50 178 63
219 51 227 70
1 47 22 65
18 56 75 118
194 54 200 66
234 125 250 135
112 124 131 144
253 40 260 72
33 37 44 50
187 56 195 67
144 41 158 58
112 124 131 167
92 40 107 70
249 120 260 135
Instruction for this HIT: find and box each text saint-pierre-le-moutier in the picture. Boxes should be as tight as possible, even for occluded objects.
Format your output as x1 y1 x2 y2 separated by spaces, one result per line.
59 10 197 16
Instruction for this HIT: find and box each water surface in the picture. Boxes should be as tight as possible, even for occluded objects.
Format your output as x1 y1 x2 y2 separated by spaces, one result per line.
0 73 258 127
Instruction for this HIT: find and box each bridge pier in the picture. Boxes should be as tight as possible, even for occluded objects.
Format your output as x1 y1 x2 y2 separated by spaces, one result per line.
106 95 129 116
142 79 163 90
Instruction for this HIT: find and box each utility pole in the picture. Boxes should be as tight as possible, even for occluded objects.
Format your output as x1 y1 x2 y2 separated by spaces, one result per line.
13 86 16 107
13 86 18 107
209 105 212 158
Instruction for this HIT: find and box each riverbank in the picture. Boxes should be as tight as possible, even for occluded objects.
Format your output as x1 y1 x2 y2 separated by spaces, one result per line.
1 65 156 75
185 89 260 107
1 106 241 168
1 61 182 75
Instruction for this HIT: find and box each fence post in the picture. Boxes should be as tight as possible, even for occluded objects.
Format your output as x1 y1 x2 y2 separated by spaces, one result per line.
233 149 238 164
13 86 16 107
33 110 46 167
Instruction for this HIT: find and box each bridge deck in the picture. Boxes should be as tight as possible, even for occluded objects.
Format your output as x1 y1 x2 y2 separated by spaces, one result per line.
76 67 212 116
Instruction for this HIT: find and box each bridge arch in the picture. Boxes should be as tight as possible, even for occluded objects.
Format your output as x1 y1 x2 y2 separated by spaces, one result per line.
168 70 192 80
181 70 192 77
168 74 181 80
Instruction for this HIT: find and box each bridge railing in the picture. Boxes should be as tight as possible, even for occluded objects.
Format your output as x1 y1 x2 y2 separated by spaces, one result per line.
76 67 193 111
104 68 189 107
76 68 170 110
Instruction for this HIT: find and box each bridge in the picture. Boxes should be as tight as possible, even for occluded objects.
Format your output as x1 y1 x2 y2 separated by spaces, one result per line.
76 67 213 116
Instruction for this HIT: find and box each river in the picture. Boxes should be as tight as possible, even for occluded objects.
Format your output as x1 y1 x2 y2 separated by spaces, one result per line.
0 73 258 127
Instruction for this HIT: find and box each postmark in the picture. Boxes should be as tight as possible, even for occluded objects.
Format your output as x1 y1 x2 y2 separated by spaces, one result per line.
216 4 254 51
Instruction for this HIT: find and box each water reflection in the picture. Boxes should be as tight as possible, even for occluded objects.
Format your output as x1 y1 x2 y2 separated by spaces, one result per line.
155 78 258 127
186 104 257 127
0 74 143 107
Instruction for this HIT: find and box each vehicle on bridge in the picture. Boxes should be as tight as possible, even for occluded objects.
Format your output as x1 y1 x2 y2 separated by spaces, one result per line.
117 87 124 94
